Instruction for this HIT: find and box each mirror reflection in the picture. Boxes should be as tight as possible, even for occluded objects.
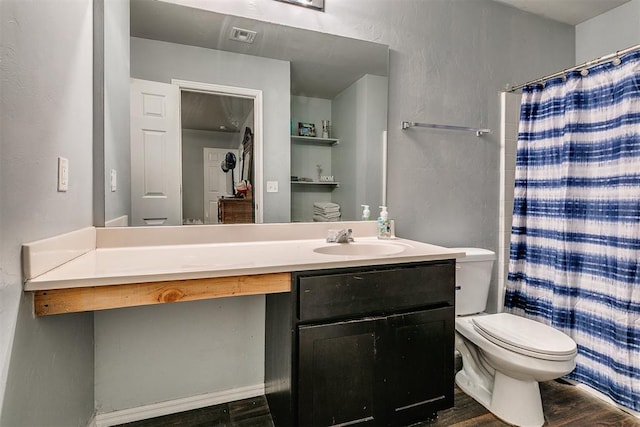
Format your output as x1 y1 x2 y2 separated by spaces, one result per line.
101 0 389 226
180 91 255 225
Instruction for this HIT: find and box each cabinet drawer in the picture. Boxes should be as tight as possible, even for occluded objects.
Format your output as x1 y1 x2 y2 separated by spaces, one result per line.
297 261 454 323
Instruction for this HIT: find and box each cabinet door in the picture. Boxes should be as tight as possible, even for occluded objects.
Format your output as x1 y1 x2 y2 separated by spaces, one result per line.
298 318 385 426
385 307 454 426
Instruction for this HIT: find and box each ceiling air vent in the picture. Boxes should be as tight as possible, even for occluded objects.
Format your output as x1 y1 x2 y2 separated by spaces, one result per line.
230 27 257 44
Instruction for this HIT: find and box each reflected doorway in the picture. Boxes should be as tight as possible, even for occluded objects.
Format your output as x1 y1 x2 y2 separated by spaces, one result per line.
202 148 229 224
180 90 254 225
129 78 263 226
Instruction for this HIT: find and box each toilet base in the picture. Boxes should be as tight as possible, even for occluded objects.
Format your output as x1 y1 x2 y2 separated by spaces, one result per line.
491 371 544 427
455 369 491 408
456 370 544 427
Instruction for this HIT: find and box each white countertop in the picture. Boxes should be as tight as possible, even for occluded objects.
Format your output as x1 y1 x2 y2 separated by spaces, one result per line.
23 223 464 291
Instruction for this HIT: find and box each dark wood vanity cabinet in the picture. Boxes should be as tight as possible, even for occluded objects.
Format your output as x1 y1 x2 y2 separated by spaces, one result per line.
265 260 456 427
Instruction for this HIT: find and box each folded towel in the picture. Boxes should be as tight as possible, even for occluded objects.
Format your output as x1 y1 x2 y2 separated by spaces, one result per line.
313 214 340 222
314 201 340 210
314 205 339 210
314 207 340 215
313 210 341 219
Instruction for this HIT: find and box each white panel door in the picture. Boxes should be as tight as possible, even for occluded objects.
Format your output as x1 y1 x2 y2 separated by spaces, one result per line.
203 148 232 224
130 78 181 226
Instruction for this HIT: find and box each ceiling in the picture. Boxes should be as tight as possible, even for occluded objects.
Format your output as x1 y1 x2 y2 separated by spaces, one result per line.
180 91 253 133
493 0 631 25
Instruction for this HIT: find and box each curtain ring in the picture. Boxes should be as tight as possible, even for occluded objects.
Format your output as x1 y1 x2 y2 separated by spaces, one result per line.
580 69 589 77
562 73 567 82
612 57 621 66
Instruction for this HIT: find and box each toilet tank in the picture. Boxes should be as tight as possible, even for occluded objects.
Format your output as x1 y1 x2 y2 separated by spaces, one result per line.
450 247 496 316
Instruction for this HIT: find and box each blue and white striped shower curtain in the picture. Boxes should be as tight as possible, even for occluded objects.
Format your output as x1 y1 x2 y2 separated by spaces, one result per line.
505 50 640 411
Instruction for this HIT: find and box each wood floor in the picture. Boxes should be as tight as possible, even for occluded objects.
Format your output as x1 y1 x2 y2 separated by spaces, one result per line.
422 380 640 426
118 380 639 426
116 396 274 427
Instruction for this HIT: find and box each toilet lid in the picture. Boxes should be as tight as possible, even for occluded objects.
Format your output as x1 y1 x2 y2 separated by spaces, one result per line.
472 313 577 361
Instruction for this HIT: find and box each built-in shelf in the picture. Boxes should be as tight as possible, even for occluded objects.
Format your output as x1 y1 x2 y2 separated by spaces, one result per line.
291 135 339 145
291 181 340 187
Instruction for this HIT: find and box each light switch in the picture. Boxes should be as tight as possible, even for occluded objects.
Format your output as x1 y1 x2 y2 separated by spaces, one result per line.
57 157 69 192
110 169 117 192
266 181 278 193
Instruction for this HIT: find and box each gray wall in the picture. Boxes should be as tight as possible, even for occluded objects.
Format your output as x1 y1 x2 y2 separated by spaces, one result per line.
361 75 388 213
94 297 265 413
382 2 573 250
104 0 131 223
332 74 387 221
331 77 363 220
130 37 291 223
0 0 95 424
575 0 640 62
497 92 522 314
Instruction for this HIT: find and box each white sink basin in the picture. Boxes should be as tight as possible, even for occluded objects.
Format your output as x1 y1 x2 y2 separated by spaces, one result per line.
313 242 406 256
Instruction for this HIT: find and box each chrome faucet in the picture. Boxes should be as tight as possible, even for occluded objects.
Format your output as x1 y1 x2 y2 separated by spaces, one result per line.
327 228 354 243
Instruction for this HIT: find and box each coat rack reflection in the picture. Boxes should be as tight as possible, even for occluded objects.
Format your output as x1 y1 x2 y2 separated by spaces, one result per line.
401 121 491 137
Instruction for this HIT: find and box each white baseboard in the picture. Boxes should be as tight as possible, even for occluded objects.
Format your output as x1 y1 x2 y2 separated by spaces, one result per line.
94 383 265 427
104 215 129 227
563 379 640 419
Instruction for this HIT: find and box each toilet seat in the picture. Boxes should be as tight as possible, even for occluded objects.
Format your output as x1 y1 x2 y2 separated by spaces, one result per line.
472 313 577 361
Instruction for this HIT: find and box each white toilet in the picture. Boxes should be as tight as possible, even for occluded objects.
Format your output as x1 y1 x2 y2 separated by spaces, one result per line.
452 248 577 427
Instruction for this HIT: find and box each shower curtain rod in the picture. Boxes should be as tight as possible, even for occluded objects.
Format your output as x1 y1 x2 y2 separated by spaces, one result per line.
507 43 640 92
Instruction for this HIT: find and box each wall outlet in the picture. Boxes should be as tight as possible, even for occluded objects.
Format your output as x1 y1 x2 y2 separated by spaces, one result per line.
266 181 278 193
57 157 69 192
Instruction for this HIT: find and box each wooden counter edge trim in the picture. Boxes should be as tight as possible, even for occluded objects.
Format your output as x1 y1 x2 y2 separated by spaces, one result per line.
33 272 291 316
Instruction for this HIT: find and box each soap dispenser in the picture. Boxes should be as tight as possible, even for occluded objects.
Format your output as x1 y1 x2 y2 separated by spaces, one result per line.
361 205 371 221
377 206 391 239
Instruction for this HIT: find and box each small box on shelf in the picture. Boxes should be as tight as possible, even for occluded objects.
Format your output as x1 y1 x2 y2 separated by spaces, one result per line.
298 122 316 137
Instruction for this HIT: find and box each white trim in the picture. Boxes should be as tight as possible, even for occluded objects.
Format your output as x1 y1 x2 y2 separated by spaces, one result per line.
104 215 128 227
497 91 521 313
171 79 264 224
22 226 96 280
562 379 640 419
94 383 265 427
498 92 508 313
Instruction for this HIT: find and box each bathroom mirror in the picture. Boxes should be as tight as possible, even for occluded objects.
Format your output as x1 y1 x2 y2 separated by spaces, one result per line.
96 0 389 226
